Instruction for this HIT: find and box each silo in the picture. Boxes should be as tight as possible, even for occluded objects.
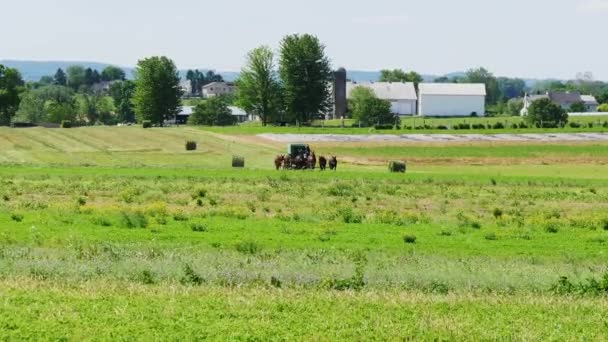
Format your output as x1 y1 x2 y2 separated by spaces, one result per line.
333 68 347 120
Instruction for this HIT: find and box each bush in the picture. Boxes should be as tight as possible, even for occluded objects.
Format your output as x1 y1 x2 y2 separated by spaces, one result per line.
569 122 581 128
403 235 417 244
232 155 245 168
119 210 148 229
472 123 485 129
457 123 471 130
484 232 498 240
492 122 505 129
180 264 204 286
338 207 363 224
142 120 152 128
60 120 72 128
388 161 406 173
191 223 208 232
11 213 24 222
435 125 448 130
518 122 528 129
235 240 260 254
510 123 519 129
373 124 394 130
544 222 559 233
185 141 197 151
492 208 503 218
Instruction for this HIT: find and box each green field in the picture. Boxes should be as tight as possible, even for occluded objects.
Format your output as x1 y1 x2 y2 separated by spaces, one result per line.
1 126 608 339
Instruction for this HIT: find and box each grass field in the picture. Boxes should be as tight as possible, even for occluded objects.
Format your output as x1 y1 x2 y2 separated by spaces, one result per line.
1 126 608 339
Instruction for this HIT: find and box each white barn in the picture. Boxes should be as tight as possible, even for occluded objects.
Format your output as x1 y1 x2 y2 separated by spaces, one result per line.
418 83 486 117
346 82 417 116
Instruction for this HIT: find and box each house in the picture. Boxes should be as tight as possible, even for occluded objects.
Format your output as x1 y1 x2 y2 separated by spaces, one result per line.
202 82 235 98
175 106 194 124
228 106 249 122
520 91 598 115
418 83 486 117
581 95 599 112
346 82 417 116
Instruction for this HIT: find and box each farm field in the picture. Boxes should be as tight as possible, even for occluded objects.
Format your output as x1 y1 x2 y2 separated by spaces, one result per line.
1 126 608 339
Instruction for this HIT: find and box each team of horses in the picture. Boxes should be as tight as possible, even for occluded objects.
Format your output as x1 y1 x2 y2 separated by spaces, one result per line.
275 153 337 171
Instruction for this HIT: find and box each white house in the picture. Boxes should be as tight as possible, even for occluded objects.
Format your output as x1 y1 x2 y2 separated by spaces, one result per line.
418 83 486 117
520 92 599 115
202 82 235 98
581 95 599 112
346 82 417 116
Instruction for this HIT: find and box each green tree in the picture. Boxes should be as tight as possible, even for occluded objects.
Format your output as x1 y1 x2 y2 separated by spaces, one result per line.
84 68 101 86
379 69 423 89
526 98 568 127
132 56 183 126
349 86 395 126
279 33 332 124
15 90 46 123
16 85 77 124
54 68 67 86
0 65 25 125
81 91 114 124
101 66 126 82
465 67 499 105
597 103 608 112
67 65 85 90
235 46 282 126
506 98 524 116
188 96 235 126
497 77 526 101
109 80 136 123
569 101 586 113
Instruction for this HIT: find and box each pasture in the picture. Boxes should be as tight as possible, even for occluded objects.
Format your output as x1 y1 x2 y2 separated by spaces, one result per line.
1 126 608 339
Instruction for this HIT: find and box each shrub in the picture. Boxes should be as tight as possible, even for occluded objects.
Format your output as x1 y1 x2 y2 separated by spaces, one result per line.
191 223 208 232
510 123 519 129
388 161 406 173
142 120 152 128
270 276 282 288
472 123 485 129
544 221 559 233
338 207 363 224
601 218 608 231
76 196 87 206
10 213 24 222
185 141 197 151
173 211 189 221
119 210 148 228
435 125 448 130
373 124 394 130
232 155 245 168
138 270 156 285
60 120 72 128
235 240 260 255
587 122 594 128
484 232 498 240
518 122 528 129
492 208 503 218
569 122 581 128
192 187 207 199
402 235 417 244
180 264 204 286
492 122 505 129
457 123 471 129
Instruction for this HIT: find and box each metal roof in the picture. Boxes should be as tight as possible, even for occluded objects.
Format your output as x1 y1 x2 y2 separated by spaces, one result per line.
346 82 417 101
548 91 582 104
419 83 486 96
178 106 194 116
581 95 598 104
228 106 247 116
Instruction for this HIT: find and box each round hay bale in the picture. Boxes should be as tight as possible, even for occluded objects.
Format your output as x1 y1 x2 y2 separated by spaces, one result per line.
232 155 245 168
388 161 406 173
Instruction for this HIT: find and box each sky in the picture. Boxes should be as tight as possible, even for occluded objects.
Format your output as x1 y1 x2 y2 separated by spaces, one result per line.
1 0 607 80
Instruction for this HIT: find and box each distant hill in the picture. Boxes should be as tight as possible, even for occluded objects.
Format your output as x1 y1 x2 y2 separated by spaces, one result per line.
1 59 547 86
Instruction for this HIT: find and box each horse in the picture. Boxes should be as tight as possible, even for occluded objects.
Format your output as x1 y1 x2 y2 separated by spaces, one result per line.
318 156 327 171
293 154 305 170
307 152 317 170
283 154 292 170
274 155 285 170
328 156 337 171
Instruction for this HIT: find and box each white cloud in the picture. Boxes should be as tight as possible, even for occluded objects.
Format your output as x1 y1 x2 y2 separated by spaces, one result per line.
350 14 410 25
577 0 608 13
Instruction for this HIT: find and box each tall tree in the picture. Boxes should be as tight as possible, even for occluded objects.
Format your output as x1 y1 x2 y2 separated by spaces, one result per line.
84 68 101 86
188 96 235 126
349 86 395 126
525 98 568 127
235 46 282 126
279 34 332 123
0 65 25 125
101 66 126 82
205 70 223 84
109 80 136 123
132 56 183 126
465 67 499 105
66 65 86 90
54 68 67 86
379 69 423 91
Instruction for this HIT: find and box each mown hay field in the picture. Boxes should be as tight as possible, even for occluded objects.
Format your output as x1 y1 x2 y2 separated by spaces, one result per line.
1 126 608 339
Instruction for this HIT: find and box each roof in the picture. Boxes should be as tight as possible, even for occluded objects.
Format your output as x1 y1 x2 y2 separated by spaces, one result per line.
228 106 247 116
202 81 235 89
346 82 417 101
178 106 194 116
581 95 598 104
548 91 582 104
419 83 486 96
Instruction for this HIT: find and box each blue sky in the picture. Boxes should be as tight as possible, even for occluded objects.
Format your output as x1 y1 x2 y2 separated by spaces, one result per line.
1 0 607 79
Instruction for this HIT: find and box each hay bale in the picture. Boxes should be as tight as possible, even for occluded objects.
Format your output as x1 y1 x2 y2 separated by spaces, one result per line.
232 155 245 168
60 120 72 128
142 120 152 128
185 141 197 151
388 161 406 173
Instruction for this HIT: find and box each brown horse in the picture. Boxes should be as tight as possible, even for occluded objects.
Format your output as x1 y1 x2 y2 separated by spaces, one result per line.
274 155 285 170
328 156 337 171
283 154 292 170
307 152 317 169
318 156 327 171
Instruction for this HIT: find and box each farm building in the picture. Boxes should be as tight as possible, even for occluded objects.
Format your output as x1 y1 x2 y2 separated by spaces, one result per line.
202 82 235 98
520 92 599 115
418 83 486 117
346 82 417 116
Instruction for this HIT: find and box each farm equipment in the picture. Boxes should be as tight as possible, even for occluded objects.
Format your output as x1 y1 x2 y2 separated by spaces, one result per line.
275 144 331 170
